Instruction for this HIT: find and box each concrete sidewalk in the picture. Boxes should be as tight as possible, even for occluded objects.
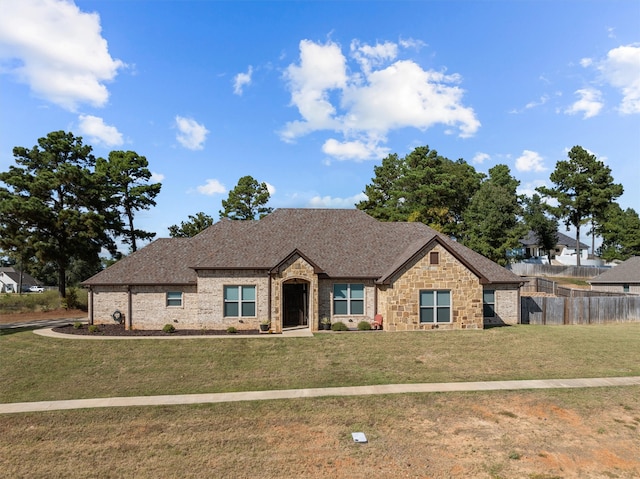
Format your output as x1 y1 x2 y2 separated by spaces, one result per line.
2 376 639 414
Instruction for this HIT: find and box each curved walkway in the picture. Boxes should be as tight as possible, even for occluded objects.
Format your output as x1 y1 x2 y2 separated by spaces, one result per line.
2 377 639 414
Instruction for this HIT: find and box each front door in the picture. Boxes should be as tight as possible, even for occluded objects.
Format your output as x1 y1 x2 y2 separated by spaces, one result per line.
283 282 308 328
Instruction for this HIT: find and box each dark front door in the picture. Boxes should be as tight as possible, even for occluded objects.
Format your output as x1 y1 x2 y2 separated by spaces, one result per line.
283 282 308 328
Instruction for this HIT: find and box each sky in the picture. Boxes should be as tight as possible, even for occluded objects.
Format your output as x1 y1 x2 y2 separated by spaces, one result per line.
1 0 639 250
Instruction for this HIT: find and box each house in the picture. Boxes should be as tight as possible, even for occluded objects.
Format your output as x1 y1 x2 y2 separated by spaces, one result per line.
588 256 640 294
82 209 523 332
0 267 42 293
517 231 599 266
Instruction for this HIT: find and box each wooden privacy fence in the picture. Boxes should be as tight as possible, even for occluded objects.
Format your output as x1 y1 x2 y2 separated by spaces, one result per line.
521 296 640 325
521 277 626 297
508 263 610 278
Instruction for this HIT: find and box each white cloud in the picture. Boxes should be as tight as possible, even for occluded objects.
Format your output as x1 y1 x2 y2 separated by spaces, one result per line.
196 179 226 196
322 138 389 162
281 38 479 161
150 171 165 182
472 152 490 164
175 115 209 150
264 182 276 195
515 150 546 173
0 0 124 111
77 115 123 147
564 88 604 119
233 65 253 96
307 192 367 208
517 179 550 200
597 44 640 114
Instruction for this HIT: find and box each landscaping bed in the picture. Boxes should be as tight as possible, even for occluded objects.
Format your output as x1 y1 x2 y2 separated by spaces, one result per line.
52 323 262 336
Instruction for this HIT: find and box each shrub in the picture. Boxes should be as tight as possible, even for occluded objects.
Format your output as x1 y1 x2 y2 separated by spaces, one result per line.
357 321 372 331
88 325 99 333
162 324 176 333
330 321 348 331
73 322 83 329
61 288 79 310
226 326 238 334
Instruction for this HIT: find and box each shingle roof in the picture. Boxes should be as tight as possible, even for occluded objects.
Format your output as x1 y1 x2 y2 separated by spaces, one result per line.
520 230 588 249
83 209 521 286
589 257 640 284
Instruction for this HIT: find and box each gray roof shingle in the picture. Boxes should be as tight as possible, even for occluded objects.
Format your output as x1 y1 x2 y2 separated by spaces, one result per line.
83 209 521 286
589 257 640 284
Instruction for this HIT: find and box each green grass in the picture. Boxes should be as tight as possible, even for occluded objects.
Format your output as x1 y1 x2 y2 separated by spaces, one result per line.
0 288 87 313
1 323 639 403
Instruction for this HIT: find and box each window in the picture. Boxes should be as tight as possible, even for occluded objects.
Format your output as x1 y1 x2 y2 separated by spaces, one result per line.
483 290 495 318
333 283 364 315
430 251 439 265
623 284 630 293
166 291 183 307
224 286 256 317
419 290 451 323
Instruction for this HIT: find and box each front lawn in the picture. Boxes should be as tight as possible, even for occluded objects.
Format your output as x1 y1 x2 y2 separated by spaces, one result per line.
1 323 639 403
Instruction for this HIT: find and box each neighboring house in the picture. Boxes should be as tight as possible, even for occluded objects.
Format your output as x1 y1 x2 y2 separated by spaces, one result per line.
588 256 640 294
517 231 597 266
83 209 523 332
0 267 42 293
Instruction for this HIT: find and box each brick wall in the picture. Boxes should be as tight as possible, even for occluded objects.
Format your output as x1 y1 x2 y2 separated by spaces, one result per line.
319 279 376 328
197 270 270 331
90 285 199 329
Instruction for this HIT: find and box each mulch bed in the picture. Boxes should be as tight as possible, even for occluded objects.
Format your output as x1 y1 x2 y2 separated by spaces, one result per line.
52 323 264 336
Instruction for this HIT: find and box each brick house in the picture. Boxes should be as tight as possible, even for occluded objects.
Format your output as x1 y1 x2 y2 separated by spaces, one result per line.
589 256 640 294
82 209 523 331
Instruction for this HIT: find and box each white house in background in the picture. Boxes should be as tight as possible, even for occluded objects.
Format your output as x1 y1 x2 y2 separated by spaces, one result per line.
518 231 603 266
0 267 43 293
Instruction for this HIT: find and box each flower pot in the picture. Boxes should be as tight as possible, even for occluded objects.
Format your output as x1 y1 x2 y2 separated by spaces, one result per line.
321 323 331 330
259 324 270 332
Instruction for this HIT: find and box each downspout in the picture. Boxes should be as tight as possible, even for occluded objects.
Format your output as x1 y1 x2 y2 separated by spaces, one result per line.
88 287 94 325
127 286 133 330
267 273 272 327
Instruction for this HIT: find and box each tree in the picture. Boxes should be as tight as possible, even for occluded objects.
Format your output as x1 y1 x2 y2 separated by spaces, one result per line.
357 146 484 236
597 204 640 261
219 175 273 220
97 150 162 252
522 194 558 262
0 131 116 297
461 165 527 265
537 146 623 266
168 212 214 238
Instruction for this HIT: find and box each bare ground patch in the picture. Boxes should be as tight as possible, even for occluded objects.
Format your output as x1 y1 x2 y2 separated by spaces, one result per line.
1 389 638 478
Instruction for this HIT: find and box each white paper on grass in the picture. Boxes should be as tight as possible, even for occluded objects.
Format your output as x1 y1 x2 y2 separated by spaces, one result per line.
351 432 367 443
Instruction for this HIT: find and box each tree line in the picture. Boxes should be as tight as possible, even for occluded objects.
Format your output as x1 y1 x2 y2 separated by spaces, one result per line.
356 145 637 266
0 131 161 297
1 131 638 296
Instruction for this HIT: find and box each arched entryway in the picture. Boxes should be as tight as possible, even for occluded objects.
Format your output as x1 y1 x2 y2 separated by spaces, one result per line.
282 279 309 329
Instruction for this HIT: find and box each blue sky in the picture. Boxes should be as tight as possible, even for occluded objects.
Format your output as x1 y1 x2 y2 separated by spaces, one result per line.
1 0 639 248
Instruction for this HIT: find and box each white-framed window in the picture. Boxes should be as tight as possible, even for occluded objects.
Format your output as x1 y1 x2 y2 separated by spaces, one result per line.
483 290 496 318
419 290 451 323
166 291 183 307
224 285 256 317
333 283 364 315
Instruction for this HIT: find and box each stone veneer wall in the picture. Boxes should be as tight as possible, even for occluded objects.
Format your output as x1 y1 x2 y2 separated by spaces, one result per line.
378 244 484 330
271 255 318 332
196 270 270 330
319 279 376 328
90 285 199 329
